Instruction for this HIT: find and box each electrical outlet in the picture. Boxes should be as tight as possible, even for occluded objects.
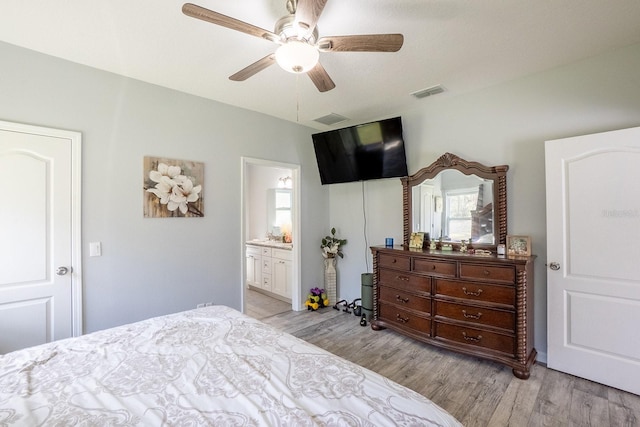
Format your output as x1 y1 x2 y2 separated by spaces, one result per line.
196 302 214 308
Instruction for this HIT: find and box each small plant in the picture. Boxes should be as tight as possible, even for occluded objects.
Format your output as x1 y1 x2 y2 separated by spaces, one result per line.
321 227 347 258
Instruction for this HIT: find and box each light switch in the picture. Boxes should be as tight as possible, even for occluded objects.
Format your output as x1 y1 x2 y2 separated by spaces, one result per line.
89 242 102 257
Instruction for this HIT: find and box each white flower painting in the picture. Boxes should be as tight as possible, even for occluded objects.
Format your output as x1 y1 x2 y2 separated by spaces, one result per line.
143 156 204 218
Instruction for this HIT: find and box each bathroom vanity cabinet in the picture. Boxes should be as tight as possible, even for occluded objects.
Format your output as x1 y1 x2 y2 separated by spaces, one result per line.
245 242 292 301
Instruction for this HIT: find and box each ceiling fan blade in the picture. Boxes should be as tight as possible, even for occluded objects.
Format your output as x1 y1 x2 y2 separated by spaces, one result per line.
182 3 279 42
307 62 335 92
317 34 404 52
294 0 328 34
229 54 276 81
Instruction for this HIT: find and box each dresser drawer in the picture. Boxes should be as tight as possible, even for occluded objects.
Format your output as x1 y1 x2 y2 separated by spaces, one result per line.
378 268 430 293
378 253 410 271
379 286 431 313
413 258 456 277
435 279 515 307
262 258 272 274
379 302 431 335
460 263 515 283
434 300 514 331
261 247 273 257
272 248 292 260
434 321 514 355
261 274 272 291
246 245 262 257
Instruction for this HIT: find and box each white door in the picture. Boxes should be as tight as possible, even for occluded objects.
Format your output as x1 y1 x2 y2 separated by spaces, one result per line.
545 126 640 395
0 120 82 354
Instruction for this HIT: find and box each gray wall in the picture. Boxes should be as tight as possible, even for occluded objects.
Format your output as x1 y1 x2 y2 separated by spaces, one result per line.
0 41 328 333
4 38 640 363
330 42 640 362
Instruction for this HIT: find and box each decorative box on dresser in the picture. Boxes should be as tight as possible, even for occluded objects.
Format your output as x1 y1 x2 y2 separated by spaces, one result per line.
371 247 536 378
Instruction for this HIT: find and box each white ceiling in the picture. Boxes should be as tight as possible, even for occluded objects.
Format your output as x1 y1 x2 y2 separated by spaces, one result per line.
2 1 640 130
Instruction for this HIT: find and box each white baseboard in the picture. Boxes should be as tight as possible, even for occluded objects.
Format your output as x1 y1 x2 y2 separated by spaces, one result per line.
536 350 548 366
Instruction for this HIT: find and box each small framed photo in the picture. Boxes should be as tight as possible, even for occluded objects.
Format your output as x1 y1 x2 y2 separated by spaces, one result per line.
506 235 531 256
409 232 425 249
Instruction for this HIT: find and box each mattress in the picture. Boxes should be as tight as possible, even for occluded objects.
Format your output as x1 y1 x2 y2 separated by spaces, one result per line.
0 305 461 426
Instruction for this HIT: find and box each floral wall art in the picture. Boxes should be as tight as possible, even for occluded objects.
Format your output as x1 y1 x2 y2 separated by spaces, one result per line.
143 156 204 218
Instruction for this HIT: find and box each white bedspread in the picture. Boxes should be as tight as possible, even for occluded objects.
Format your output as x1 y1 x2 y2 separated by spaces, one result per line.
0 305 461 426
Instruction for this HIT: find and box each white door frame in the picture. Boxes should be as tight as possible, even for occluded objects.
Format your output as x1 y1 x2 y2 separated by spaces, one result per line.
0 119 83 336
240 157 301 311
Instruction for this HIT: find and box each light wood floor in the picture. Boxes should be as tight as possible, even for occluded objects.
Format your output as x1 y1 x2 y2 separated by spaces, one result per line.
244 288 291 320
246 290 640 426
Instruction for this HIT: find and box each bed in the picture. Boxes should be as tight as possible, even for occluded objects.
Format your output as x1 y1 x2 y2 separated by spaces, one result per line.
0 305 461 426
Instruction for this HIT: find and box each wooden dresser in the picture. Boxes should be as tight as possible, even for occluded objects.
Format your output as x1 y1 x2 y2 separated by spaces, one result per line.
371 246 536 379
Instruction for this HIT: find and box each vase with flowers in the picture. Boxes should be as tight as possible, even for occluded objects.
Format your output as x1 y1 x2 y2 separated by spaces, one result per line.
320 228 347 305
305 287 329 311
321 228 347 259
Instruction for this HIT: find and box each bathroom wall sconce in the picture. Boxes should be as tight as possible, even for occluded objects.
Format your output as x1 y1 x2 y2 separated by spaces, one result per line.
278 176 292 188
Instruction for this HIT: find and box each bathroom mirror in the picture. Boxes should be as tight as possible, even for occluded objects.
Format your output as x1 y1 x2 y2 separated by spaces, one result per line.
402 153 508 249
267 188 292 240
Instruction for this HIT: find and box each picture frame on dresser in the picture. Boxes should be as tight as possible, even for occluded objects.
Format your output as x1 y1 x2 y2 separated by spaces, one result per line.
409 232 425 249
506 235 532 256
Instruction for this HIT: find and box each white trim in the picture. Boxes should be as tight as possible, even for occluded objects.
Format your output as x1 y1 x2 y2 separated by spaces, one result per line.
70 129 82 336
240 157 302 312
0 119 83 336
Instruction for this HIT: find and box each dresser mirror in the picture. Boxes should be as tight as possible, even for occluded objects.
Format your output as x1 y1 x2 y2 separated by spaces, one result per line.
402 152 508 249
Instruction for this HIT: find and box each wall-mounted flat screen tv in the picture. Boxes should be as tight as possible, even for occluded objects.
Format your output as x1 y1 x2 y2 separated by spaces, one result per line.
312 116 408 185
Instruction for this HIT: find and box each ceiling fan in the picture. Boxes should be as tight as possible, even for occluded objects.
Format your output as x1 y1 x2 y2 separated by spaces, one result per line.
182 0 404 92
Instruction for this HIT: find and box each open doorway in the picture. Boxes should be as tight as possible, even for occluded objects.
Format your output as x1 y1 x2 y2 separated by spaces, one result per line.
241 158 301 318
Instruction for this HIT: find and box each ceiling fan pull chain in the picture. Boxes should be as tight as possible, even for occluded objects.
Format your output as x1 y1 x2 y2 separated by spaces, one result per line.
296 74 300 122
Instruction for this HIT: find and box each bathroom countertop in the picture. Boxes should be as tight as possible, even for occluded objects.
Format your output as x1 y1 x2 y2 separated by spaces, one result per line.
246 240 293 250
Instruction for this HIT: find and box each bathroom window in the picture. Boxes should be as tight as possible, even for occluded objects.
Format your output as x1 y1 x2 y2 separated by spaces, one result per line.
267 188 292 236
444 188 477 241
274 189 291 227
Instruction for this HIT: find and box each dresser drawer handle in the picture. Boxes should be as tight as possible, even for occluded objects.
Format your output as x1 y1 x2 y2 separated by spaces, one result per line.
396 295 409 303
396 314 410 323
462 310 482 320
431 265 437 270
396 275 410 282
391 258 397 263
462 287 483 297
483 270 490 276
462 332 483 342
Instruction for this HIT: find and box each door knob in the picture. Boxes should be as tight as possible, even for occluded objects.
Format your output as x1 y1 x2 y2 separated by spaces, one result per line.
56 266 70 276
548 262 561 271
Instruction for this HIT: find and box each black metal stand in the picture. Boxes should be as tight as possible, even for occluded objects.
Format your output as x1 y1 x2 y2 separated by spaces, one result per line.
333 298 368 327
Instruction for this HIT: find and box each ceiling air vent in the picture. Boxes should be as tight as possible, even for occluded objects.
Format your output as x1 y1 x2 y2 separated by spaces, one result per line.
313 113 348 126
411 85 445 99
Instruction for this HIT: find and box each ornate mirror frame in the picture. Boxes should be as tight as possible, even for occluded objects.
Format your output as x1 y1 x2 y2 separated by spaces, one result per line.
402 152 509 249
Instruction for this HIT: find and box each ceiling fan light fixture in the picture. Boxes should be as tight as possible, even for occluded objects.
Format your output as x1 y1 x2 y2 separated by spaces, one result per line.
275 41 319 73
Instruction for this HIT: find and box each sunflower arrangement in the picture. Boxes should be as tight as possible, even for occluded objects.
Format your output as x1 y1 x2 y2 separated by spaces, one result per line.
305 287 329 311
